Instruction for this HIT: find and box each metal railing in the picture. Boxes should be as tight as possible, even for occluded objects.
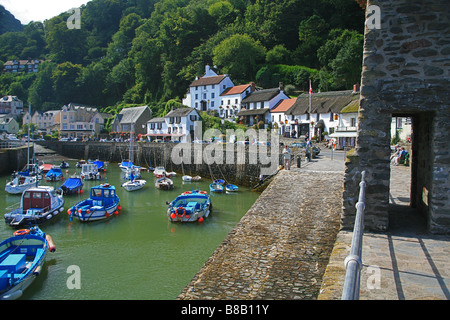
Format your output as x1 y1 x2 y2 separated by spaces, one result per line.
342 170 366 300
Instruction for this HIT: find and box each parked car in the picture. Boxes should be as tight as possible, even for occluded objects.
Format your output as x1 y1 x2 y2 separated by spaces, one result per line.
290 142 321 157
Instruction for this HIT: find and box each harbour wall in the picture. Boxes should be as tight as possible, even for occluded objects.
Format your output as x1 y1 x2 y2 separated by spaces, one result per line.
0 145 31 175
36 141 284 188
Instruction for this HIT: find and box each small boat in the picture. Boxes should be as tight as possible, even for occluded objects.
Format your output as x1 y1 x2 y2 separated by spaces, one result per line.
209 182 224 193
45 167 64 182
192 176 202 182
167 190 212 223
124 167 141 180
182 175 192 182
68 183 120 222
76 160 86 168
155 177 174 190
4 186 65 227
92 160 105 172
58 176 83 195
59 161 69 169
0 226 56 300
5 175 40 195
80 164 101 180
225 184 239 192
39 163 53 174
121 171 146 192
214 179 225 185
153 166 166 178
119 161 141 173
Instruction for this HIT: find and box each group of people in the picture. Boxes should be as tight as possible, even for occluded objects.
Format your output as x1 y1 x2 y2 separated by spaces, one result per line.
390 145 409 166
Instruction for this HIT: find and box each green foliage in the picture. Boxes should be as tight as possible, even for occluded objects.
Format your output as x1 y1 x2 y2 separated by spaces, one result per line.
0 0 364 116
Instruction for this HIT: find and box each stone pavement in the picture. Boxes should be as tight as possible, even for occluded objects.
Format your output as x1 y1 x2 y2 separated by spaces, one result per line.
319 164 450 300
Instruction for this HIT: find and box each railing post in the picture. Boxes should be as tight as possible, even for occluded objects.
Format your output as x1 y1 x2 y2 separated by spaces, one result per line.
342 171 366 300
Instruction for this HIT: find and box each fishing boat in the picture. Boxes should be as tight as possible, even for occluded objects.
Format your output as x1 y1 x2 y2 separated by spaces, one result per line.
167 189 212 223
59 161 69 169
155 177 174 190
209 182 224 193
4 186 65 227
225 184 239 192
68 183 120 222
0 226 56 300
58 176 83 195
80 163 101 180
45 167 64 182
121 171 146 192
5 175 40 195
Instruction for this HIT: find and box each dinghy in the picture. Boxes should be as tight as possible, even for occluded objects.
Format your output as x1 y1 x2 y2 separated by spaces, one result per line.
167 190 212 223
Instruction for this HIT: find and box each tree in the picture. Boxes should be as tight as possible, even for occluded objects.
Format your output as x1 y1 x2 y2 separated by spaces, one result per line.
52 62 83 104
213 34 266 82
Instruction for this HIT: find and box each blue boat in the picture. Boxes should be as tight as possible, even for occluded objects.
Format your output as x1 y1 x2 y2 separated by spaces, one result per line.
225 184 239 192
92 160 105 172
209 182 224 193
119 161 141 173
68 183 120 222
167 190 212 223
58 176 83 195
45 167 63 182
0 227 56 300
214 179 225 185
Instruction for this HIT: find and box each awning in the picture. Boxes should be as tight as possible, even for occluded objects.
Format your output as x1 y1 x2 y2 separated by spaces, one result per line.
314 119 325 128
329 131 357 138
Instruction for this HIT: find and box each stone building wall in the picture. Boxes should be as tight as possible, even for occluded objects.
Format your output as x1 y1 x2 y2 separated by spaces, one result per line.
342 0 450 233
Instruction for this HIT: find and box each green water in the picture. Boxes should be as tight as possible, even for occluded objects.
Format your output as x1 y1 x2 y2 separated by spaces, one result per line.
0 161 260 300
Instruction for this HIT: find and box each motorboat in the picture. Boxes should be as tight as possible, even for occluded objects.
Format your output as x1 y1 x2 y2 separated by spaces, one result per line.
4 186 65 227
121 171 146 192
0 227 56 300
76 159 86 168
119 161 141 173
225 184 239 192
209 182 224 193
45 167 64 182
92 160 105 172
59 161 69 169
58 176 83 195
5 175 40 195
153 167 166 178
192 176 202 182
80 164 101 180
68 183 120 222
182 175 192 182
155 177 174 190
167 189 212 223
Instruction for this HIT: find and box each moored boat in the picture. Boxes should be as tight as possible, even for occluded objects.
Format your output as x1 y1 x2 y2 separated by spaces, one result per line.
44 167 63 182
182 175 192 182
155 177 174 190
58 176 83 195
80 164 101 180
167 189 212 223
121 171 146 192
209 182 224 193
0 226 56 300
225 184 239 192
5 175 40 195
4 186 65 227
68 183 120 222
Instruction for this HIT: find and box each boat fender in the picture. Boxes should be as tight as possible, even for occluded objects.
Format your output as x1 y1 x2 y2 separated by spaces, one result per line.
183 191 192 195
46 214 52 220
46 235 56 252
33 265 42 276
170 213 176 219
176 207 186 217
14 229 30 236
199 191 207 194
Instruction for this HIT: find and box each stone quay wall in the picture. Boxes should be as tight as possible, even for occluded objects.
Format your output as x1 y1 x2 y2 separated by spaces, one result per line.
0 145 31 175
343 0 450 233
37 141 284 188
178 169 344 300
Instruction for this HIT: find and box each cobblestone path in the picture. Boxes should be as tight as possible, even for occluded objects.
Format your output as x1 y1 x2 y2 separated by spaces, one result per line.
178 168 344 300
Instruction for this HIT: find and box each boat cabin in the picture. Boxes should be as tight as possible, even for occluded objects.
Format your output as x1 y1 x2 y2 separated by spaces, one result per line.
90 184 116 207
22 187 56 213
81 164 99 174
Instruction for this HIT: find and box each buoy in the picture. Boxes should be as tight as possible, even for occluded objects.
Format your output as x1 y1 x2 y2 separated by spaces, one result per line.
80 190 83 194
14 229 30 236
118 206 122 211
198 217 204 223
67 209 71 215
46 234 56 252
114 211 119 215
170 213 176 219
105 212 110 218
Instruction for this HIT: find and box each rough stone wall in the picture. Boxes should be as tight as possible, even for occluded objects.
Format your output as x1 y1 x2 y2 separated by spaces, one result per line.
343 0 450 233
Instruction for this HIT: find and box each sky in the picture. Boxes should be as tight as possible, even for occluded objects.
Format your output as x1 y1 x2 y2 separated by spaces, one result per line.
0 0 91 24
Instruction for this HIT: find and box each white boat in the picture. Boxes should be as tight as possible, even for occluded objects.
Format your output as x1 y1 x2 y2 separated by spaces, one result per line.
80 163 101 180
5 175 40 195
4 186 65 227
153 166 166 178
155 177 174 190
182 175 192 182
121 170 146 192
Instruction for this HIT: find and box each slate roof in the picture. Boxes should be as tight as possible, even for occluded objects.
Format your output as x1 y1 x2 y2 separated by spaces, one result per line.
241 88 280 104
165 108 196 118
189 75 227 87
287 90 359 115
117 106 150 124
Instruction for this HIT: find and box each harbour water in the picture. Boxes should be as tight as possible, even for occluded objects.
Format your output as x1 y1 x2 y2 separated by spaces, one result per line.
0 160 260 300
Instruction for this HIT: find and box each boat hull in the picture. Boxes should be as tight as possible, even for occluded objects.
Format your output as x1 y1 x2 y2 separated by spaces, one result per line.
5 180 39 194
70 202 120 222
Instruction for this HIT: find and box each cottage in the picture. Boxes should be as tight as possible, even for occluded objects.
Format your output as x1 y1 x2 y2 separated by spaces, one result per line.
182 65 234 112
111 106 152 139
0 95 23 119
219 82 255 120
270 98 297 137
237 84 289 127
145 108 200 143
0 115 19 134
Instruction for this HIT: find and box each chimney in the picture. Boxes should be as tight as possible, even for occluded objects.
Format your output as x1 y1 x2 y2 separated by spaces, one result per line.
353 83 360 93
279 82 284 91
205 64 210 73
249 82 256 92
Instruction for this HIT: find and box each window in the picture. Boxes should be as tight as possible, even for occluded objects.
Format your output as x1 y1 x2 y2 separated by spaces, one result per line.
351 118 357 127
211 92 215 99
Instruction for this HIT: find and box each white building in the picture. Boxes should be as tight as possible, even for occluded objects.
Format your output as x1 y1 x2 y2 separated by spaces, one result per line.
182 65 234 113
270 98 297 136
0 95 23 119
218 82 255 120
22 110 60 134
146 108 200 143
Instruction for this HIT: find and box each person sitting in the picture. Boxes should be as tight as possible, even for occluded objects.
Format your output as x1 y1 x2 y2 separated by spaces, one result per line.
393 147 407 166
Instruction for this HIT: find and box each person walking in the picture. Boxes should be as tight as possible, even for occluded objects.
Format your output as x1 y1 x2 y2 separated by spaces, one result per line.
283 145 292 170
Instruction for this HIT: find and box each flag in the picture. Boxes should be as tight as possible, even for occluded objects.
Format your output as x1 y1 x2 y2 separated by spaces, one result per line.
309 80 313 95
